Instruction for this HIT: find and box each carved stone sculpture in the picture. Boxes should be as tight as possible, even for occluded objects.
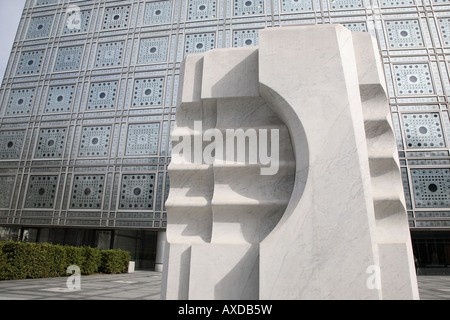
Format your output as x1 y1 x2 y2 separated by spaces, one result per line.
161 25 419 300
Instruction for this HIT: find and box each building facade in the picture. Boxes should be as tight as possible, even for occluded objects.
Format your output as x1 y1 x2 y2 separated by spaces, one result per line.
0 0 450 272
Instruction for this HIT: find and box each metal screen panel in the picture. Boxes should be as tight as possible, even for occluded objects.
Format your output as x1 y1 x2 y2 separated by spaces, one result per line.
24 175 58 209
16 50 44 75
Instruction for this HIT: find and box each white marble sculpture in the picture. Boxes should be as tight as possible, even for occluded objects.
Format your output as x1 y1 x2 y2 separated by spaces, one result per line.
161 25 419 300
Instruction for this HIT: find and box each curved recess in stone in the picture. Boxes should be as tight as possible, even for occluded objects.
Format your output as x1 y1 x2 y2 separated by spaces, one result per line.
166 72 298 245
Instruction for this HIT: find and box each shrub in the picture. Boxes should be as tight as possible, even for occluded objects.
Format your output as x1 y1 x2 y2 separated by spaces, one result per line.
64 246 85 271
81 246 101 275
99 249 131 274
0 241 131 280
0 241 27 280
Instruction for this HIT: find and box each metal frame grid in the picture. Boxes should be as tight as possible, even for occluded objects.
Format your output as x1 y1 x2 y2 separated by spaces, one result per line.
1 0 450 231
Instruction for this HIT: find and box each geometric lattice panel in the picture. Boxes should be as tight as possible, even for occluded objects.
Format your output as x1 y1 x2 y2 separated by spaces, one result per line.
385 20 424 48
95 41 125 68
137 37 169 64
0 130 26 159
34 127 67 159
184 33 216 56
393 63 435 95
438 18 450 46
281 0 313 11
411 168 450 208
131 78 164 107
16 50 45 75
86 81 118 110
187 0 217 20
78 125 112 157
0 176 14 208
233 0 264 16
70 175 104 209
329 0 363 9
125 123 160 156
233 29 259 47
53 46 84 72
6 88 35 116
26 15 53 39
63 9 90 34
102 5 131 30
381 0 415 5
45 85 75 113
402 113 445 149
342 22 368 32
35 0 59 5
24 175 58 209
144 1 173 25
119 174 155 210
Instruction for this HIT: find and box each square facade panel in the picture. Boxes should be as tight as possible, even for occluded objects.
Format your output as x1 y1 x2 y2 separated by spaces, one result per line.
437 18 450 46
53 45 84 72
132 77 164 107
385 20 424 48
86 81 119 110
144 1 173 25
187 0 217 20
45 85 75 113
137 37 169 64
78 125 112 157
380 0 415 5
16 50 44 75
34 127 67 159
393 63 435 95
35 0 59 6
0 176 15 208
411 168 450 208
26 15 54 39
233 0 264 16
401 113 445 149
281 0 313 12
342 22 368 32
24 175 58 209
184 33 215 56
0 130 26 159
119 174 155 210
63 9 91 35
95 41 125 68
233 29 259 47
70 175 104 209
6 88 35 116
328 0 363 9
126 123 160 156
102 5 131 30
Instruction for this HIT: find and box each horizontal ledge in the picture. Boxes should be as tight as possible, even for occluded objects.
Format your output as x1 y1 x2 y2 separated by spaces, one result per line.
166 200 211 208
212 160 296 169
168 163 212 171
211 198 289 206
372 195 404 203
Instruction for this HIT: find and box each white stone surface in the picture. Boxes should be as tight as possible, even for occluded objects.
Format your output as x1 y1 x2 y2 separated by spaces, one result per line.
161 25 419 300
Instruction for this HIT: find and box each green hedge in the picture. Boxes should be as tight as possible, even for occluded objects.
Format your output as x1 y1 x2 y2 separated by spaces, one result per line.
0 241 131 281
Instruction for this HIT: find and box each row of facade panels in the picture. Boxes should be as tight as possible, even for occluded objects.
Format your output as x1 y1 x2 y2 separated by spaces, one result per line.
0 169 169 228
0 119 172 160
25 0 450 21
9 13 450 72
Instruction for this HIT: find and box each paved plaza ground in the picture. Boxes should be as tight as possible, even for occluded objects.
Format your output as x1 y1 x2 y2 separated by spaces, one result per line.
0 271 447 300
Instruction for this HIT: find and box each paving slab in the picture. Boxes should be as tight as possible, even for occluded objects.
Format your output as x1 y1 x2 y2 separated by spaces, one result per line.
0 272 449 300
